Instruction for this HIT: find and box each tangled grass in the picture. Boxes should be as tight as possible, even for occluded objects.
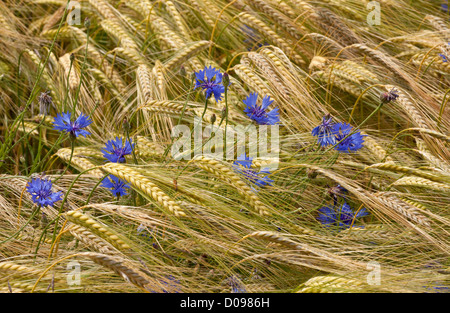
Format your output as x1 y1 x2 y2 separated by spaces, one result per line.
0 0 449 293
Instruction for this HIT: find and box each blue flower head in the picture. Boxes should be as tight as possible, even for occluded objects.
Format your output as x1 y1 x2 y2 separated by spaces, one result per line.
53 112 92 138
311 114 340 147
101 175 130 197
102 137 135 163
439 42 450 63
318 202 368 230
442 1 449 13
233 153 273 188
334 123 366 153
194 66 225 102
243 92 280 125
26 177 63 208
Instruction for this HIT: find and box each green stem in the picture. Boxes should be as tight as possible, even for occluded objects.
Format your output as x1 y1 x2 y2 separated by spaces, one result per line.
0 0 71 170
51 166 100 243
175 96 210 179
162 76 195 162
0 207 40 245
85 175 108 206
53 138 75 183
36 133 67 174
72 28 90 115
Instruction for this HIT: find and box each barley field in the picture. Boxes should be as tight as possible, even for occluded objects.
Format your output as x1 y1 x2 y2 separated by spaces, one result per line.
0 0 449 294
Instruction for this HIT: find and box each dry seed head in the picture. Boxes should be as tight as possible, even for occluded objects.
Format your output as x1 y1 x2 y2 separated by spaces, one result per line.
59 53 79 91
392 176 450 191
192 156 270 215
77 252 156 291
375 192 431 227
309 56 328 71
101 163 186 217
56 148 104 178
65 210 132 251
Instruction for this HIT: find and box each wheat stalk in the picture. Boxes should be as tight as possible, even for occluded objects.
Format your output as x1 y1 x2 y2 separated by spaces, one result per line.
165 41 211 72
233 63 273 99
375 192 431 227
361 133 395 163
245 0 304 40
297 275 363 293
245 52 291 97
385 85 430 129
366 162 450 184
58 53 79 91
69 224 120 255
88 0 116 20
56 148 104 178
314 7 361 46
0 261 44 278
415 138 450 173
64 210 132 251
134 136 166 158
100 19 140 52
100 162 186 217
237 12 305 65
164 1 190 38
192 156 270 215
392 176 450 192
136 64 153 103
77 252 155 291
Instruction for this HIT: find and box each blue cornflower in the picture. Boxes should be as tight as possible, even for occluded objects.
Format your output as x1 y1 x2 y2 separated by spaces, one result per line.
334 123 366 153
53 112 92 138
26 177 63 208
442 1 449 13
194 66 225 102
318 202 368 229
243 92 280 125
439 42 450 62
102 137 135 163
311 114 340 147
101 175 130 197
233 153 273 188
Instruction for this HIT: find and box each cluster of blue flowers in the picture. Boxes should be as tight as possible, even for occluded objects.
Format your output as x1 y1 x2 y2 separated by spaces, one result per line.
28 65 369 226
26 109 135 207
317 185 368 230
99 136 134 197
194 66 279 190
312 114 366 152
318 202 368 230
232 153 273 190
